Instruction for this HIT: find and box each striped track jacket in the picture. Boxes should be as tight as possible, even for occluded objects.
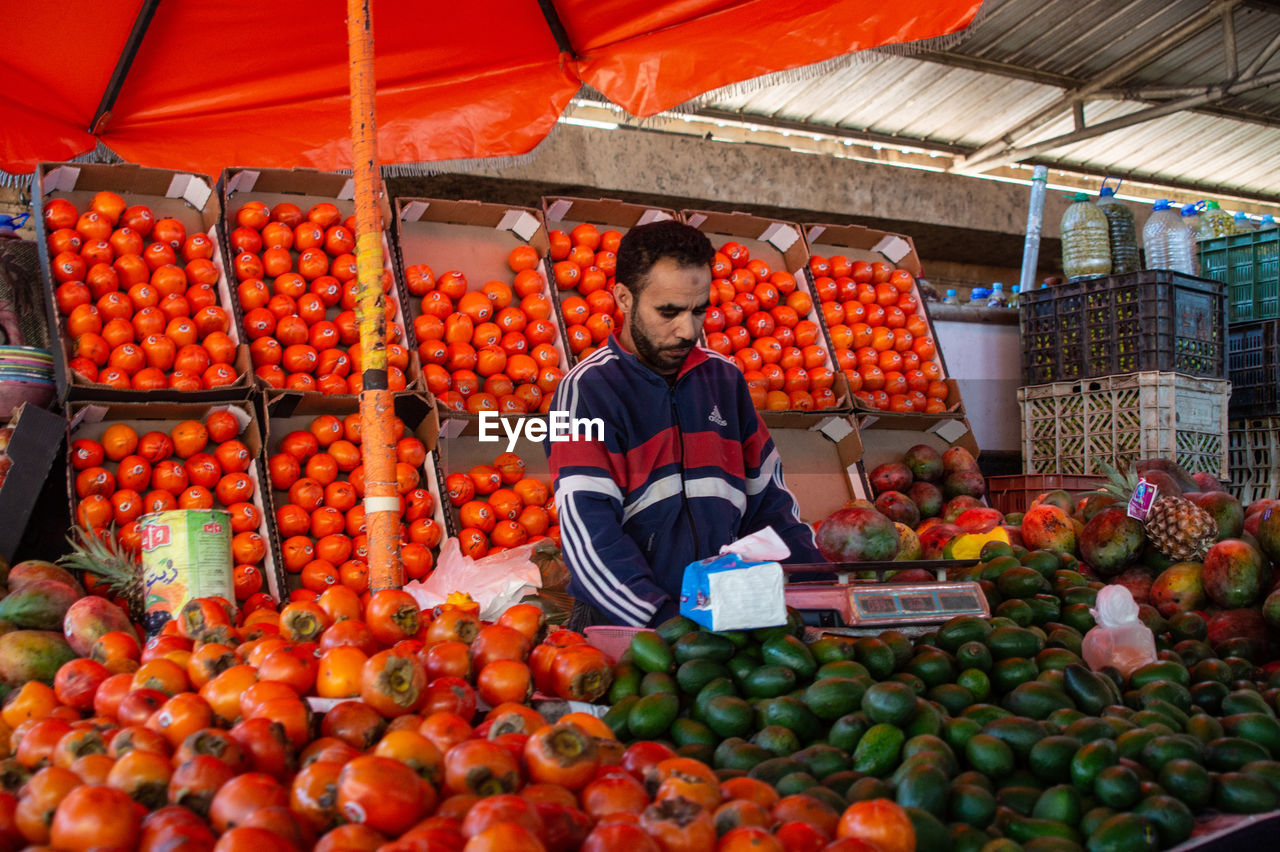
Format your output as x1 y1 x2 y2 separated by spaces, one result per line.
546 333 824 627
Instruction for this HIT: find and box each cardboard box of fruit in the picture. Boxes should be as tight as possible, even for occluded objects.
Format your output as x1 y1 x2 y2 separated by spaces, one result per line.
391 198 571 417
683 209 850 417
34 163 254 403
216 167 417 397
804 221 964 419
432 411 558 558
261 390 446 595
65 398 285 604
540 196 677 367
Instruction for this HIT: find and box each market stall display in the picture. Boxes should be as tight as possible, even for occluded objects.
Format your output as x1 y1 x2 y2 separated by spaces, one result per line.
5 146 1280 852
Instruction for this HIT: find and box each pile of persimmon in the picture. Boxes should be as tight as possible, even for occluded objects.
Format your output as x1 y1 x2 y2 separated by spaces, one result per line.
546 223 625 363
806 255 948 414
69 410 271 602
229 199 410 395
266 411 440 596
9 588 916 852
442 451 558 559
403 246 565 414
45 191 240 391
703 241 841 412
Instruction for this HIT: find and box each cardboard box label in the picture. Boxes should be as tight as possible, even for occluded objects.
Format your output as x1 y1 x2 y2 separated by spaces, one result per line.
226 170 260 194
544 199 573 221
806 225 826 243
339 179 355 201
43 166 80 194
760 223 799 252
874 235 912 264
166 174 212 210
931 418 970 445
637 209 673 225
498 210 541 242
400 201 429 221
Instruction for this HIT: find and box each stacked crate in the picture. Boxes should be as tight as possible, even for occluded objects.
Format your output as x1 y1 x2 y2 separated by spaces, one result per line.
1202 229 1280 502
1017 271 1230 478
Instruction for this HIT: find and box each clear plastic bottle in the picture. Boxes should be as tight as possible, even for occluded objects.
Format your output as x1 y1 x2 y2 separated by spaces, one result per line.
968 287 991 307
1009 285 1021 308
1060 192 1111 280
1261 215 1277 230
1197 200 1233 241
942 289 960 305
1233 212 1257 234
1168 205 1200 275
1142 200 1181 270
1096 180 1140 274
987 282 1008 307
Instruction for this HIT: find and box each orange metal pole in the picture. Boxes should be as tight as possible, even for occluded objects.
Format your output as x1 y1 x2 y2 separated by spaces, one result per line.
348 0 402 591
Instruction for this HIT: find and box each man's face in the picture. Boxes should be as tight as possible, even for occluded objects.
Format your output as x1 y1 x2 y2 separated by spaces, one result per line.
616 257 711 375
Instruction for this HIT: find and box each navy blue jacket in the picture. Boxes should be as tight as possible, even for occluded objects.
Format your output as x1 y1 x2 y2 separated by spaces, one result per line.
545 333 824 626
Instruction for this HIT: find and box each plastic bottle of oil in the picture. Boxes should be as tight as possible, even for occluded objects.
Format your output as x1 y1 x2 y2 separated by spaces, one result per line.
1096 179 1139 274
1197 200 1233 241
1060 192 1111 280
1233 212 1257 233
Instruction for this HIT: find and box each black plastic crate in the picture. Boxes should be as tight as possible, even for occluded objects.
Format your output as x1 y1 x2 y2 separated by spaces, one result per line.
1020 271 1226 385
1228 320 1280 417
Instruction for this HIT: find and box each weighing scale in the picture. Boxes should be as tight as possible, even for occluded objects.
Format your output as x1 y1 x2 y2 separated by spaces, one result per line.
781 561 989 637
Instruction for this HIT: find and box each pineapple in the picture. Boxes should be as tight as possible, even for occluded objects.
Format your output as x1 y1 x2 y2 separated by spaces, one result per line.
1097 461 1216 562
1144 496 1216 562
59 526 145 622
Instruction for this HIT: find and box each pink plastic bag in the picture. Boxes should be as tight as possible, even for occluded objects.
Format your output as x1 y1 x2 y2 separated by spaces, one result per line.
1082 585 1156 677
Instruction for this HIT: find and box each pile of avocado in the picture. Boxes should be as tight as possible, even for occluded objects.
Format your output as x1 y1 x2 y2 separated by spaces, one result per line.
600 541 1280 852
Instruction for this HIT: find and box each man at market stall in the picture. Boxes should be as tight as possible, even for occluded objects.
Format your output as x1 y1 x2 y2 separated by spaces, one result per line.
545 220 826 629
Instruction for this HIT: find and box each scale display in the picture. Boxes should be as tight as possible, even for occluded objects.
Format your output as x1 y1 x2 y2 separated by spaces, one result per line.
847 583 988 624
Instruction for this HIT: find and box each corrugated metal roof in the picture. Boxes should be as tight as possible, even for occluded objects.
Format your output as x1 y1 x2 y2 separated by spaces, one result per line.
696 0 1280 200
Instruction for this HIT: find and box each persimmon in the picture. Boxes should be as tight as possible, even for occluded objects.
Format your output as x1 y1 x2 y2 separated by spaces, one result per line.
103 746 172 810
337 755 426 836
357 589 418 646
209 772 289 833
371 730 443 787
359 651 426 718
442 738 521 797
639 796 716 852
199 665 258 725
418 712 472 755
835 799 914 852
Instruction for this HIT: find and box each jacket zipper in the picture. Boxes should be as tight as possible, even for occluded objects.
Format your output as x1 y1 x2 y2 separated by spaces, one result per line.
670 388 701 549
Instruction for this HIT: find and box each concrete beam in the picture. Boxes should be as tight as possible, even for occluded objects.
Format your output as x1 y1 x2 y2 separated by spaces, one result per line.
416 123 1076 240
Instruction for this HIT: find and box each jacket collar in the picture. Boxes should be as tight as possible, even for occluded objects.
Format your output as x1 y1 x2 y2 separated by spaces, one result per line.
606 332 709 384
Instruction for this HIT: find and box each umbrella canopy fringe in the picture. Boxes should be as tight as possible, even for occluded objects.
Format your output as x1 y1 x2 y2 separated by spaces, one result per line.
683 2 986 107
379 124 559 177
876 1 987 56
0 142 122 189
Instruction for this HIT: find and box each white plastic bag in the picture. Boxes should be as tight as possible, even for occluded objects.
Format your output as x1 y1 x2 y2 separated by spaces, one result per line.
403 538 541 621
1082 585 1157 676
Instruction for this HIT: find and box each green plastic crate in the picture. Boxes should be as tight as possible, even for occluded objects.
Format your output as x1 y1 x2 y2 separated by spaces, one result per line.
1198 230 1279 321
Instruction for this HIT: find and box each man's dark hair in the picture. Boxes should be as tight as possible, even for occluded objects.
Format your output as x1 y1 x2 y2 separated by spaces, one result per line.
615 220 715 295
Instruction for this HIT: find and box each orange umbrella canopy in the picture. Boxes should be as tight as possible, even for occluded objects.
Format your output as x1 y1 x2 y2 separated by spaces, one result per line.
3 0 981 176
